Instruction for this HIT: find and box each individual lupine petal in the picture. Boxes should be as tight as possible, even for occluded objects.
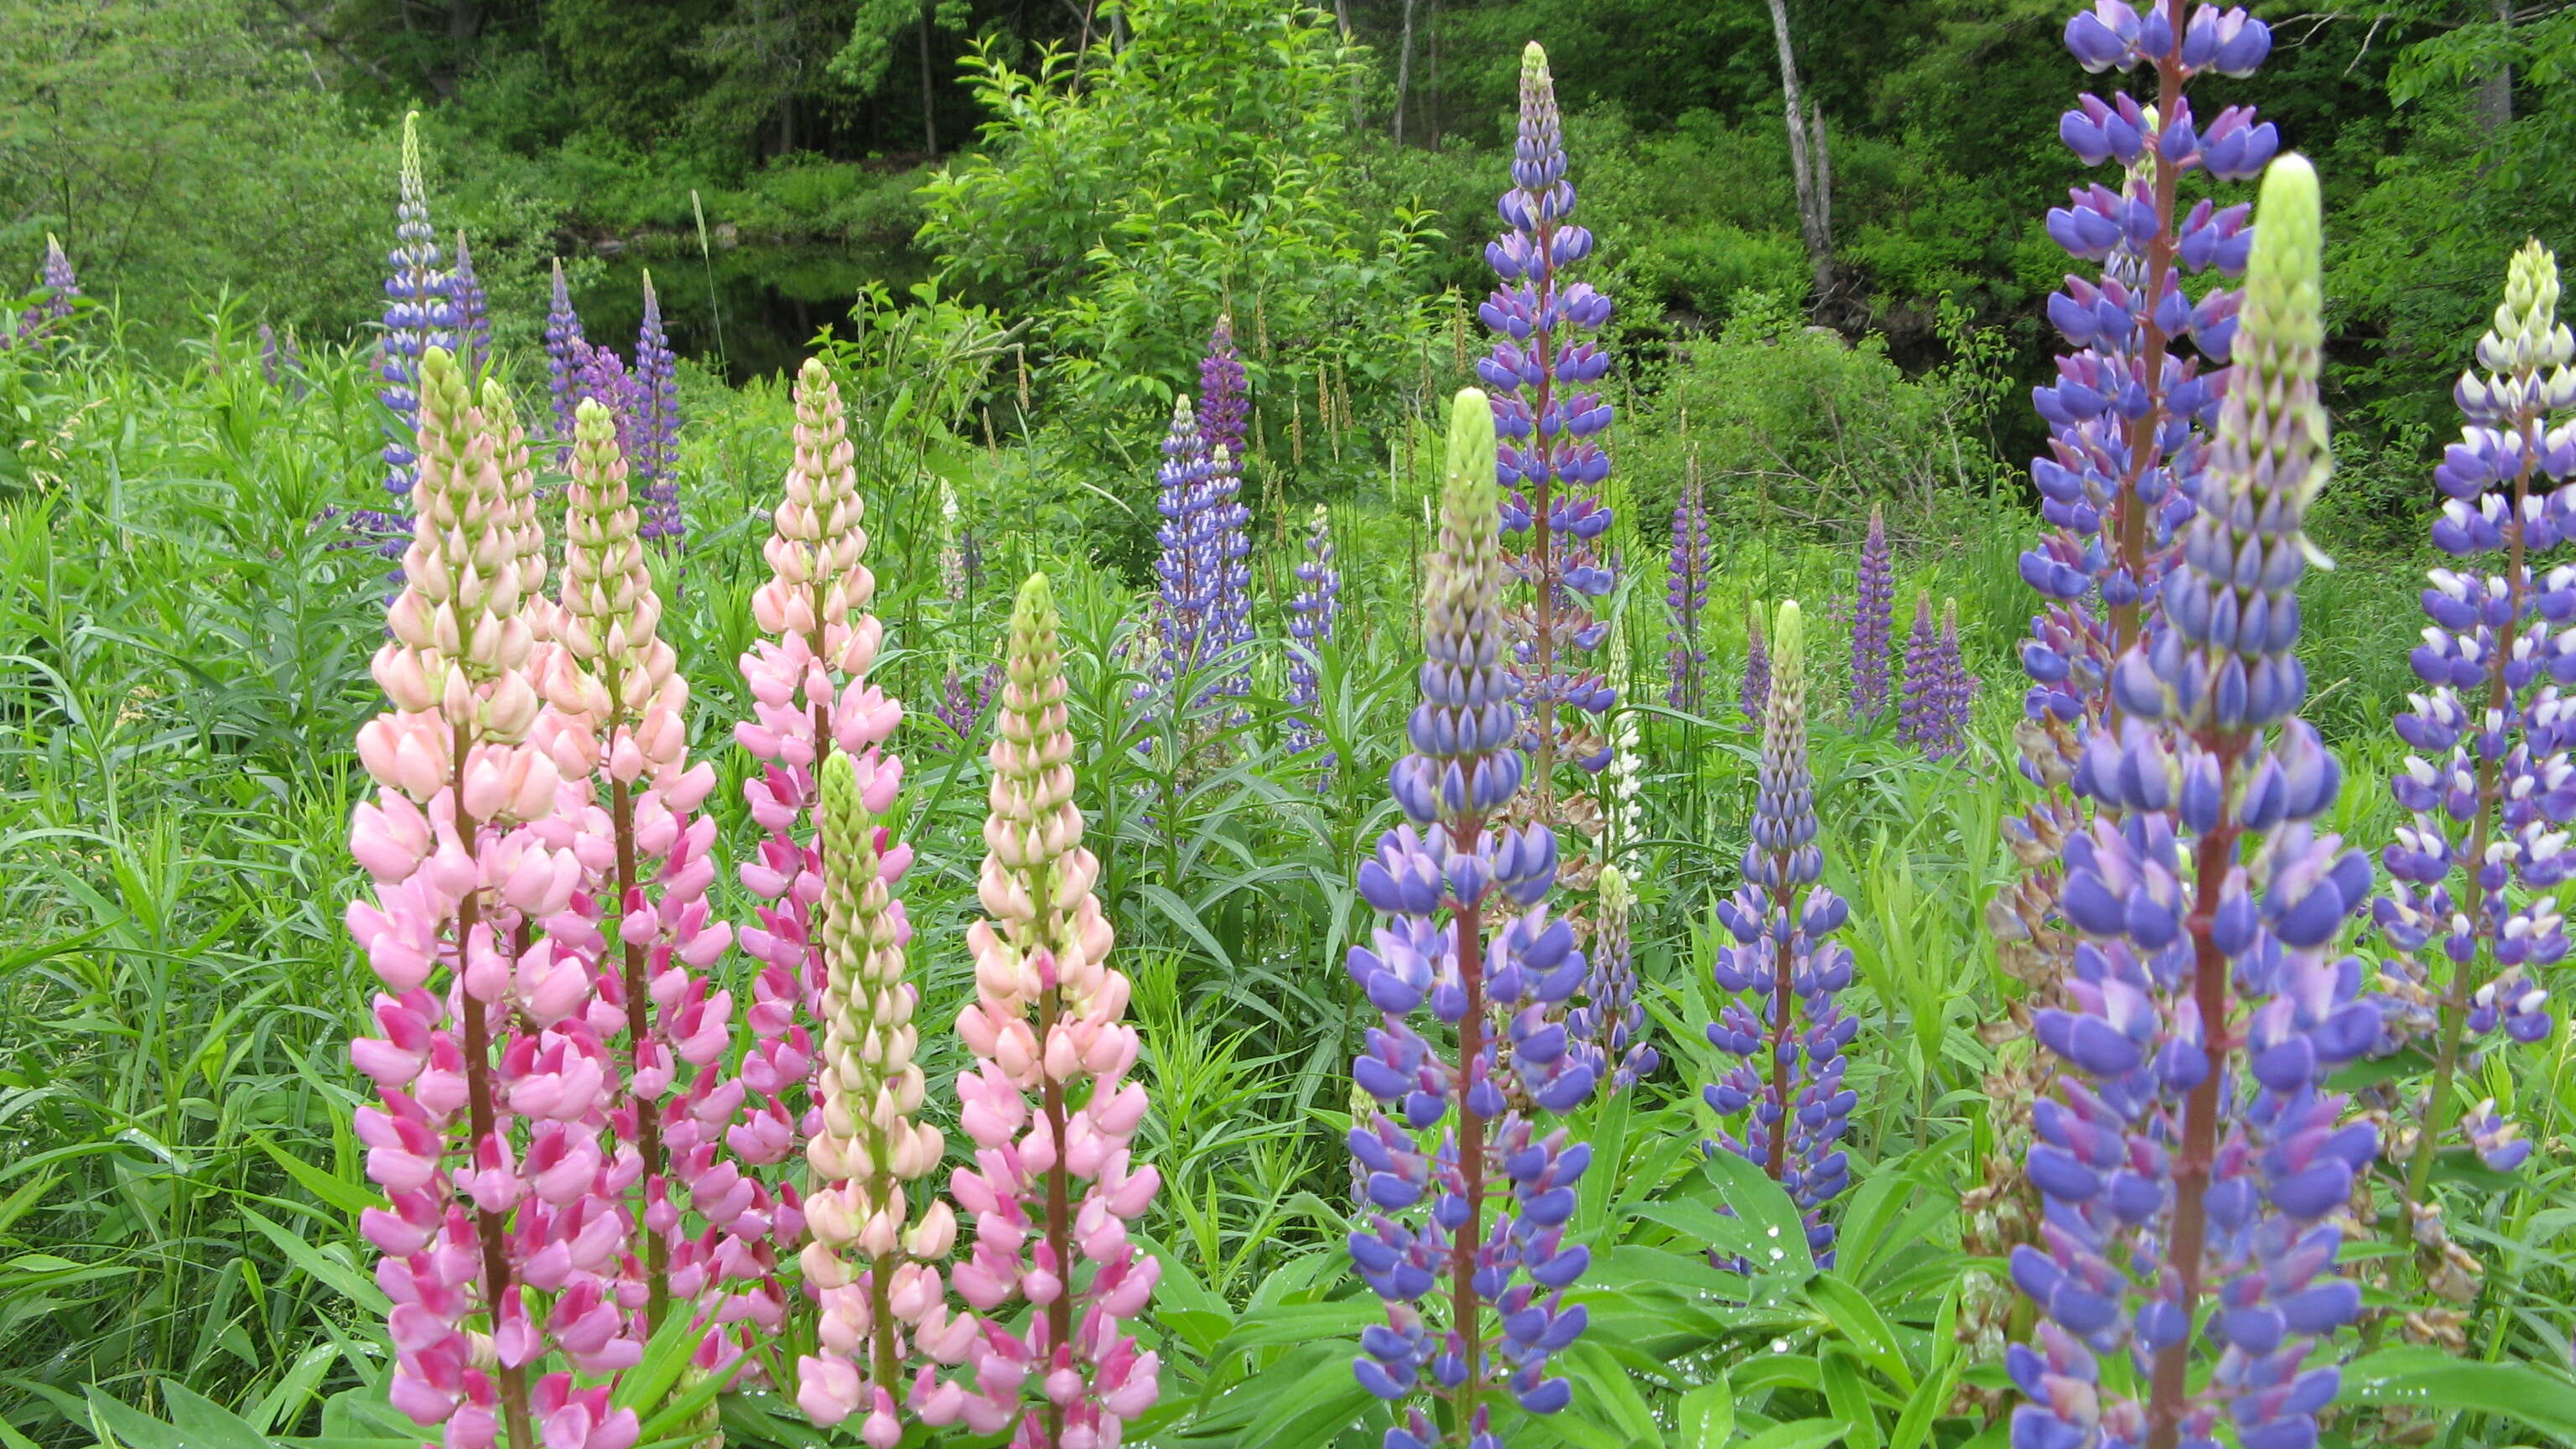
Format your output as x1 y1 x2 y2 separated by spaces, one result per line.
1348 390 1593 1441
926 574 1159 1446
2012 153 2373 1449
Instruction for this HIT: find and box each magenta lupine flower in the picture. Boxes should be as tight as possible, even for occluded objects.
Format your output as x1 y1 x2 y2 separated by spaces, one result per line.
1739 610 1770 731
797 751 973 1441
1287 505 1343 758
547 259 589 450
1850 506 1893 725
1198 314 1249 472
1347 391 1596 1447
2010 156 2377 1449
452 231 491 379
2376 240 2576 1197
530 397 753 1345
1666 474 1710 711
635 273 684 548
1483 43 1618 790
919 573 1162 1447
1707 603 1859 1258
733 359 900 1306
345 347 634 1449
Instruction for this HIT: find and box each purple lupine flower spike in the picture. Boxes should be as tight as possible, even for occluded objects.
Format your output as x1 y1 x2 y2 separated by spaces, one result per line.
546 258 589 449
1348 390 1594 1448
1666 471 1711 710
1287 504 1342 759
1144 394 1253 719
449 231 490 378
1199 314 1249 470
1997 0 2277 989
2377 239 2576 1201
378 112 452 506
635 273 684 548
1850 505 1893 724
1935 598 1973 759
932 661 1001 751
2010 155 2378 1449
1706 602 1858 1259
572 343 645 470
9 234 80 348
1739 608 1770 731
1898 589 1942 752
1572 867 1656 1093
1483 42 1618 793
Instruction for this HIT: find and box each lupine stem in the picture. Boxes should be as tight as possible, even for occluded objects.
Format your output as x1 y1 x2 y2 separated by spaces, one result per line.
453 860 533 1449
608 769 668 1332
2113 0 2188 667
1449 890 1487 1444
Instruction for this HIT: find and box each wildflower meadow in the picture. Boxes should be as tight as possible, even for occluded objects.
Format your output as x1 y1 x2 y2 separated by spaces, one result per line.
4 3 2576 1449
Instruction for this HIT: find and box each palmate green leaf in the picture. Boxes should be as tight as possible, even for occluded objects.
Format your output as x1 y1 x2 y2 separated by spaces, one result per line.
1553 1341 1663 1446
2344 1346 2576 1437
1804 1273 1914 1391
1675 1374 1736 1447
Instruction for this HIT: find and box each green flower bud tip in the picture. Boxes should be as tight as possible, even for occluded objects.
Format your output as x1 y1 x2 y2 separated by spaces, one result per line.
819 750 863 864
1441 387 1499 552
1009 572 1060 685
1597 863 1633 918
1771 599 1805 695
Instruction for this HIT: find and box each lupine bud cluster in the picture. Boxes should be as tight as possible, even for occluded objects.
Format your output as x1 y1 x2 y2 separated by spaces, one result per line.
1666 472 1710 711
797 753 971 1442
1287 504 1343 758
1850 506 1893 724
1145 394 1254 714
2009 156 2379 1449
734 359 899 1294
547 260 589 449
1997 0 2278 988
380 113 454 507
452 232 491 380
1347 390 1596 1448
924 573 1162 1447
1572 865 1655 1092
1482 43 1618 806
1602 635 1644 868
635 274 684 548
345 347 632 1449
1706 601 1858 1258
532 397 757 1342
2376 239 2576 1192
5 234 79 349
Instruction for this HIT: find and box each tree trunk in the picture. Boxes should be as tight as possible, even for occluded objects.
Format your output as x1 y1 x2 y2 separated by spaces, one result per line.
1393 0 1416 145
2475 0 2513 134
1764 0 1835 304
918 2 939 154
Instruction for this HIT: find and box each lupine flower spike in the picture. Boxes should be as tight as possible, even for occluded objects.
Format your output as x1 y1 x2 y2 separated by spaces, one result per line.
1287 504 1343 758
922 573 1162 1446
345 347 631 1449
734 358 901 1312
1199 314 1250 475
547 260 589 449
260 322 306 395
1145 395 1253 717
1574 865 1656 1092
1738 608 1769 730
1347 388 1597 1447
451 232 491 379
379 112 453 506
1706 601 1858 1258
636 273 684 548
2378 239 2576 1211
532 397 750 1343
1483 43 1619 820
1667 471 1710 710
1997 0 2277 984
2008 154 2380 1449
1851 506 1893 724
1936 600 1974 754
1898 589 1943 753
7 234 79 348
797 752 970 1442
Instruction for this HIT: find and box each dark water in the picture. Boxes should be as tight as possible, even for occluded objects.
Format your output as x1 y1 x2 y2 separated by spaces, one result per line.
572 241 927 385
